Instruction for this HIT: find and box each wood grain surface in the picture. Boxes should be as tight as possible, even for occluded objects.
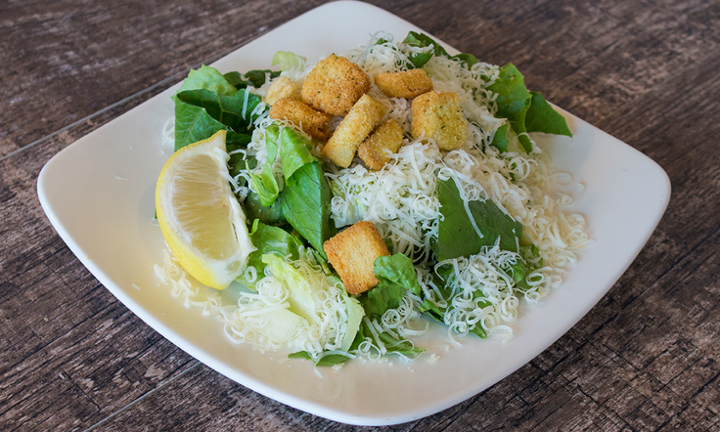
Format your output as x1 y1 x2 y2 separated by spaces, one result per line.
1 0 719 430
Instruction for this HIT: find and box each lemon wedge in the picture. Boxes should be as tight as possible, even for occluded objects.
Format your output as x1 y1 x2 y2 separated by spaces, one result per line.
155 130 255 289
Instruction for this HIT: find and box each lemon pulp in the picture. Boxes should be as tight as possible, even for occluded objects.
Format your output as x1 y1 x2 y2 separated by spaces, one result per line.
156 130 254 289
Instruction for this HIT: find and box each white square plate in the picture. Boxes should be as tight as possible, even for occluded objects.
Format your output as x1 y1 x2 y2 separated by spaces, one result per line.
37 1 670 426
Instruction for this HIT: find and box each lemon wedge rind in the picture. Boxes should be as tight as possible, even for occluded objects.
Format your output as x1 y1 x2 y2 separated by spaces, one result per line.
155 130 255 290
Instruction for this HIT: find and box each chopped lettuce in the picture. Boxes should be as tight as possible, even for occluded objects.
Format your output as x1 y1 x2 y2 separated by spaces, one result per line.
272 51 307 72
525 92 573 137
436 178 522 261
236 221 303 290
278 127 317 182
263 254 318 324
280 162 335 260
179 65 237 96
360 254 421 318
223 69 280 89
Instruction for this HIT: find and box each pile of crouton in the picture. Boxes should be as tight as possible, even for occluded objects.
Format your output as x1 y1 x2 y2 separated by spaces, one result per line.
266 54 469 296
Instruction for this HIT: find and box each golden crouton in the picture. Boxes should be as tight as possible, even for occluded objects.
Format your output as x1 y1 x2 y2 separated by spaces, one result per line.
265 76 301 105
322 94 386 167
374 69 433 99
411 91 468 150
268 98 331 140
324 221 390 295
357 119 404 170
301 54 371 116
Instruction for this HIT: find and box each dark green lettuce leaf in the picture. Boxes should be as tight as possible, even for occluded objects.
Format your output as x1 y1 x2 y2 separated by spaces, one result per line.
224 70 281 89
525 92 572 137
487 64 533 152
419 267 491 339
402 31 447 68
280 162 334 260
436 178 522 261
490 124 510 152
360 254 421 318
173 100 226 151
287 351 351 367
509 244 543 291
244 191 286 226
360 319 425 357
176 88 262 132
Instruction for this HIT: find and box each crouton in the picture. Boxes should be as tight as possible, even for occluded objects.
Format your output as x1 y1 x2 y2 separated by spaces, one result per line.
374 69 433 99
301 54 371 116
265 76 301 105
411 91 468 150
322 94 386 167
269 98 331 140
324 221 390 295
357 119 404 170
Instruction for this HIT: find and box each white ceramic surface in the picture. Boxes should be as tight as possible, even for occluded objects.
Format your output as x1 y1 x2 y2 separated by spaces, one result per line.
37 1 671 426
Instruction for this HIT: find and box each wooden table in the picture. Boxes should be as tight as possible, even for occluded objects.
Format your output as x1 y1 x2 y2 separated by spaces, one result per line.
2 0 718 430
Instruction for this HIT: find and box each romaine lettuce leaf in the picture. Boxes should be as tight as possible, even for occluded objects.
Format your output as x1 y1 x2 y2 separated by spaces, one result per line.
173 100 226 151
175 88 262 132
490 123 509 152
401 31 478 69
278 127 317 183
342 296 365 351
223 69 280 89
525 92 573 137
436 178 522 261
487 64 533 152
236 221 302 290
244 191 286 226
272 51 307 72
360 254 421 318
263 254 318 324
280 162 335 260
179 65 237 97
248 164 280 207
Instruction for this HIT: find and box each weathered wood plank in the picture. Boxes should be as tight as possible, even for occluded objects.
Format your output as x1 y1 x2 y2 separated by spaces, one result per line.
0 0 330 158
0 86 199 431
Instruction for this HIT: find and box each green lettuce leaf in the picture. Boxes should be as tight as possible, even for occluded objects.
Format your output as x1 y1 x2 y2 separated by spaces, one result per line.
263 254 317 324
176 88 262 132
360 319 425 358
525 92 573 137
244 191 286 226
490 123 509 152
509 244 543 291
248 164 280 207
272 51 307 72
280 162 335 260
278 127 317 182
487 64 532 152
436 178 522 261
287 351 352 367
180 65 237 97
173 100 226 151
360 254 421 318
419 268 491 339
236 221 303 290
223 69 281 89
